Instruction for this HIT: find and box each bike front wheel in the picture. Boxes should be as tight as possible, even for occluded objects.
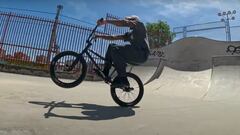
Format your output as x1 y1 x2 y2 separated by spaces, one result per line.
110 72 144 107
50 51 87 88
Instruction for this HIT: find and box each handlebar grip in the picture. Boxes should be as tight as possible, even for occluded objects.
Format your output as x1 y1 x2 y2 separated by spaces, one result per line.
98 18 104 23
99 18 104 21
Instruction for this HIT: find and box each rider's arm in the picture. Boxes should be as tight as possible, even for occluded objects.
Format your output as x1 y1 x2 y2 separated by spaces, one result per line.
97 19 136 28
95 34 125 41
106 19 136 27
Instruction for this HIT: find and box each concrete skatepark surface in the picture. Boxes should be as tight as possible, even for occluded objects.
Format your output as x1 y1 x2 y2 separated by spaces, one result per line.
2 71 240 135
1 37 240 135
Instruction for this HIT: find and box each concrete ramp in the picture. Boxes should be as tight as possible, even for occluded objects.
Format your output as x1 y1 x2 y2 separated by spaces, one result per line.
147 56 240 100
146 66 211 99
129 37 240 85
204 56 240 101
128 66 158 84
132 37 240 92
161 37 240 71
127 51 162 85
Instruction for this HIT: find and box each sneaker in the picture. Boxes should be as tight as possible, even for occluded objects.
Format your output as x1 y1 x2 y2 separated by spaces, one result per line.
111 76 130 88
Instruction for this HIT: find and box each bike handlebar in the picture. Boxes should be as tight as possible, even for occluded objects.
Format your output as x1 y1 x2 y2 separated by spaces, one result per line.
87 18 104 43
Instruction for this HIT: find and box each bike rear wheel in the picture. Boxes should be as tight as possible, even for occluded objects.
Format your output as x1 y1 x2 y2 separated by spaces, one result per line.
50 51 87 88
110 72 144 107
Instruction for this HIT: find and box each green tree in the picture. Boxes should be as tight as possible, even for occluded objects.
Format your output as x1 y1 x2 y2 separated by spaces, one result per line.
146 21 175 49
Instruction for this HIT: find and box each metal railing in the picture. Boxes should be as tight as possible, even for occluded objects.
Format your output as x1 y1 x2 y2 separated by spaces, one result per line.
0 11 128 74
173 20 240 41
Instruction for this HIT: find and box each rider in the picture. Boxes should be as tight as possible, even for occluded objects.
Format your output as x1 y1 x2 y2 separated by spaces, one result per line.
95 15 150 88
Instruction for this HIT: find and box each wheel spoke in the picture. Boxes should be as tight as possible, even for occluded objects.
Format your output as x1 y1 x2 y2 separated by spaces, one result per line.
111 73 143 106
127 93 131 102
123 92 127 100
115 83 139 103
129 91 136 99
50 51 86 88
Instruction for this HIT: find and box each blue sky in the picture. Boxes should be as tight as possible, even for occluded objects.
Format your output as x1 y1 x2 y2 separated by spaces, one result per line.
0 0 240 40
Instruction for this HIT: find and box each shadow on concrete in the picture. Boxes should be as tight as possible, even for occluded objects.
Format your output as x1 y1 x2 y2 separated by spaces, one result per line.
29 101 136 121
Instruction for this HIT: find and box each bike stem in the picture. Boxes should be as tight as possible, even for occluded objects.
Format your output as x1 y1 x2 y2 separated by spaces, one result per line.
69 18 103 71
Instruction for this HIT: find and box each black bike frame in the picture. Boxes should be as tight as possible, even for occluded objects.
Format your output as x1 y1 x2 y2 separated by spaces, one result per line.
70 20 116 78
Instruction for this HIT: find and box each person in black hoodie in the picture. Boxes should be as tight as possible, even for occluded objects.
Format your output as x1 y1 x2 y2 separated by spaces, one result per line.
95 15 150 88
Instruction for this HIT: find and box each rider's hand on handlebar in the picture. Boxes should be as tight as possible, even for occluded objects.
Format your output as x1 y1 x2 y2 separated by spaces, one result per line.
94 34 102 39
97 18 107 26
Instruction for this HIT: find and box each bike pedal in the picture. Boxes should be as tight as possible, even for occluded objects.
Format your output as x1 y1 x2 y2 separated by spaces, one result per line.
104 77 112 83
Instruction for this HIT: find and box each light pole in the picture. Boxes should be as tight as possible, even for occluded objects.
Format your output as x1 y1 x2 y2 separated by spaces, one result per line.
218 10 236 41
47 5 63 65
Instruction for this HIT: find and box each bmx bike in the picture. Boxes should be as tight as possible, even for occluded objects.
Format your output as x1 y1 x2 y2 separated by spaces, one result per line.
50 18 144 107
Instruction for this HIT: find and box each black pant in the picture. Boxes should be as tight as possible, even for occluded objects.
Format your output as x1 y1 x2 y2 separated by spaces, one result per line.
104 44 148 77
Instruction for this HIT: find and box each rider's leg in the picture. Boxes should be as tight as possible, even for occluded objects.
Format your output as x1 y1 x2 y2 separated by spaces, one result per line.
111 45 148 87
103 44 115 77
110 46 129 87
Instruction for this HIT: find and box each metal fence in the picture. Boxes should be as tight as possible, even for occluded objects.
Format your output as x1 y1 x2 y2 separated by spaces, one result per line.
0 11 128 74
0 12 54 69
173 20 240 41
